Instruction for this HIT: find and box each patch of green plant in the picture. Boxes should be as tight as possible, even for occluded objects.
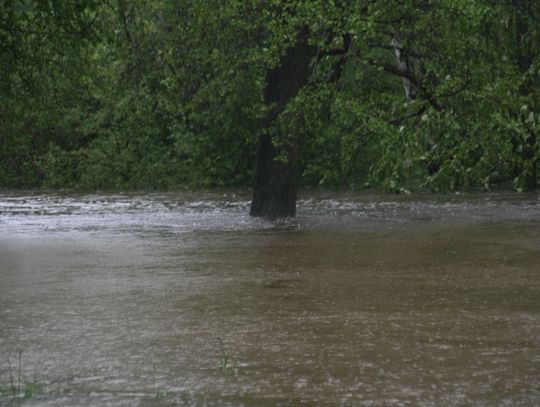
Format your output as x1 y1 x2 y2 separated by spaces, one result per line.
154 388 173 399
1 349 42 399
216 337 239 374
216 337 230 371
23 382 43 398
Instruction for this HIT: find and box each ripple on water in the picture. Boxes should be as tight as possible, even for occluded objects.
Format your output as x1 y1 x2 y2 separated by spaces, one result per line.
0 190 539 406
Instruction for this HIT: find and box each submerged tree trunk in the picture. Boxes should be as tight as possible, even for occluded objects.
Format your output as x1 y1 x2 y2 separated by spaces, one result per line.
250 30 314 217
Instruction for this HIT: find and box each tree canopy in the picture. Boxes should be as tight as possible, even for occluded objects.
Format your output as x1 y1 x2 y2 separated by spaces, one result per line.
1 0 538 214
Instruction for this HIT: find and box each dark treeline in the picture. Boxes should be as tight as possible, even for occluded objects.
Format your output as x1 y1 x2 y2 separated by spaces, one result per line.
1 1 538 215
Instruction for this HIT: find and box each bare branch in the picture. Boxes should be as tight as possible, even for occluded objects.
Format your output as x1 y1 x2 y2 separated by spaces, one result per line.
389 103 429 125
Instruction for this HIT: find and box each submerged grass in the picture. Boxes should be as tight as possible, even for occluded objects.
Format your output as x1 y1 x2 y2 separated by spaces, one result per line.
217 337 242 375
217 337 230 371
1 342 236 400
216 337 240 375
1 350 42 399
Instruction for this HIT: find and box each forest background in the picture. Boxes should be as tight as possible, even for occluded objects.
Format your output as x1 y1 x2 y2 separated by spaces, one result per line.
1 0 538 203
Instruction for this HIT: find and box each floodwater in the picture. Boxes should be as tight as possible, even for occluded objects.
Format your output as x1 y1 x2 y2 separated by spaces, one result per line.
0 190 539 406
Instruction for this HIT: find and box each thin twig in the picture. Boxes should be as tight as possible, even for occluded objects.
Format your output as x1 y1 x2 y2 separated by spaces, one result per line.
390 103 428 125
17 349 22 396
7 357 15 395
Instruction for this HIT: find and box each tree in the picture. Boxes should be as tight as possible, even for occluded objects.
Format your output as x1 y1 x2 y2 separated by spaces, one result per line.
1 1 537 206
250 28 315 217
508 0 539 190
249 1 354 216
248 0 487 215
0 0 101 187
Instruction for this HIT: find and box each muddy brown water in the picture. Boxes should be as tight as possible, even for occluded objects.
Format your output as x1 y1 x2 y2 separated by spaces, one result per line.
0 190 539 406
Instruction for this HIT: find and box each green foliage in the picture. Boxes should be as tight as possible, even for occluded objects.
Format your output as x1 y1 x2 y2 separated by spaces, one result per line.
1 0 538 191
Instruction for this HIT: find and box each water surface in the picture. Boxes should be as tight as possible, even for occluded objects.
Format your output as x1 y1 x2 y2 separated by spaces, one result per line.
1 190 539 406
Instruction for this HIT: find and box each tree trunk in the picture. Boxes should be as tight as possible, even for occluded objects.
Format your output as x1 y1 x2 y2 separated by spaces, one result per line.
250 30 314 217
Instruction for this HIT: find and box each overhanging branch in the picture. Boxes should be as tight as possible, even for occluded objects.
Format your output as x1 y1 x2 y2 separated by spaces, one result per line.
365 58 444 111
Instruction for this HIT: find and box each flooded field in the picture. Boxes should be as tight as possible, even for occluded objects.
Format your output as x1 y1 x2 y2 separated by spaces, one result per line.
0 190 539 406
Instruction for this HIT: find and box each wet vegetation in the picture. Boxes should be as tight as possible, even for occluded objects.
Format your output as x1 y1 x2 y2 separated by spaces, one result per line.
0 350 43 399
1 1 538 213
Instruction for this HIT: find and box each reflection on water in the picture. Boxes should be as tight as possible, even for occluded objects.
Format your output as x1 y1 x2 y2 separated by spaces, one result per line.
0 190 539 406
